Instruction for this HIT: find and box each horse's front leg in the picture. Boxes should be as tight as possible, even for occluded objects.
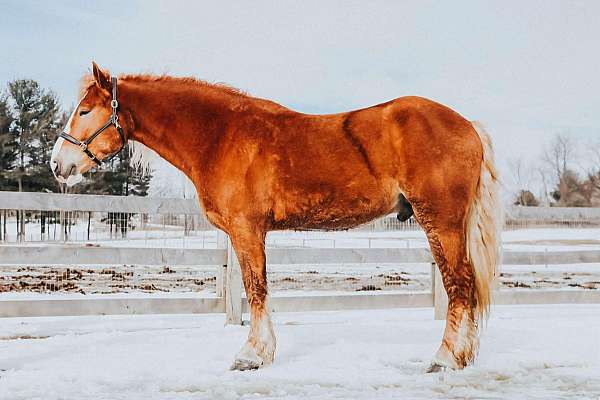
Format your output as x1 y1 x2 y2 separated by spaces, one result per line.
228 228 276 371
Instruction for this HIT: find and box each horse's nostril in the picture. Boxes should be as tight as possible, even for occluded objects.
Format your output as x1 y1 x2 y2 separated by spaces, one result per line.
51 160 60 174
66 163 77 177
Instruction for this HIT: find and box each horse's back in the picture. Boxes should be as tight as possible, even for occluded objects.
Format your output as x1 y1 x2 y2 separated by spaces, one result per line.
209 96 482 231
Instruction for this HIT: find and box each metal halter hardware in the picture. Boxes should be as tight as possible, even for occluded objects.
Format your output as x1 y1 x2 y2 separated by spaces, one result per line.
59 76 126 165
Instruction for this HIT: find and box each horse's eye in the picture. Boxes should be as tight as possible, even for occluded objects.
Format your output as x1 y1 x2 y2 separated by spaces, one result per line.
79 110 90 116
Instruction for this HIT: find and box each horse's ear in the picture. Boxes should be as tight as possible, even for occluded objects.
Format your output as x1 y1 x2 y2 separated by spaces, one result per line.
92 62 111 92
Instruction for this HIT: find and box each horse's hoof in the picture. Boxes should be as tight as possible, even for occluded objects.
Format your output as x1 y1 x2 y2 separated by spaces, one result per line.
230 358 263 371
231 341 269 371
426 362 447 373
428 346 460 373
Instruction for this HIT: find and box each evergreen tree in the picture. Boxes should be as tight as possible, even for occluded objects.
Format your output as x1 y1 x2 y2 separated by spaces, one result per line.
129 167 153 197
4 80 61 192
0 94 17 190
78 143 152 197
77 145 152 237
80 147 130 195
28 93 62 193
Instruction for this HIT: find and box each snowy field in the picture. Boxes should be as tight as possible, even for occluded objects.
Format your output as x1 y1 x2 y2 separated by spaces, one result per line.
1 227 599 398
0 305 599 399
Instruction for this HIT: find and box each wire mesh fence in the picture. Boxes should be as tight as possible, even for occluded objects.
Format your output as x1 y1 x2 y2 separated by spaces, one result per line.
0 209 218 248
2 206 600 247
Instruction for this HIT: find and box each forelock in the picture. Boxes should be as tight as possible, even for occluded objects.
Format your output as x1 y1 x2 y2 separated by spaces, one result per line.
78 74 95 100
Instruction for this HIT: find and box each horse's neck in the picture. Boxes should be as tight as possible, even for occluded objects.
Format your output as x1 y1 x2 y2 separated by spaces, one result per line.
122 81 230 180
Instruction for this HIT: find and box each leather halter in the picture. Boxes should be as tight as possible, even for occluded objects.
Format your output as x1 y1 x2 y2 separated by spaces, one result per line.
59 77 126 165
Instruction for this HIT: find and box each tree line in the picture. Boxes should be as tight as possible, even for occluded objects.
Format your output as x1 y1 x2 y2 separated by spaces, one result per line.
0 79 151 196
510 134 600 207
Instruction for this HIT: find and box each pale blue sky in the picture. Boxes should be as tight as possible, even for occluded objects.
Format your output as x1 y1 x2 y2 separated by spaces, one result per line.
2 0 600 193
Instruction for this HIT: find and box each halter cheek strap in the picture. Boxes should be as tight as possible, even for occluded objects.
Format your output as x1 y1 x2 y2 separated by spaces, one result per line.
59 77 126 165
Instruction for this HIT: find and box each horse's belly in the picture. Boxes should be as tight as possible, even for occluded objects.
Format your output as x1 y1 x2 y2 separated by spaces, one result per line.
270 183 399 231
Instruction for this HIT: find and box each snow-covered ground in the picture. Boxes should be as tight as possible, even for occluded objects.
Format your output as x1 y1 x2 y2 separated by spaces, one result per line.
1 227 598 398
0 305 599 399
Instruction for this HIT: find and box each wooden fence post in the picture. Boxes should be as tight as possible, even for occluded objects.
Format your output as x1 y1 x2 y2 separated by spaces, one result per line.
432 262 448 320
225 238 243 325
216 265 226 298
215 230 227 298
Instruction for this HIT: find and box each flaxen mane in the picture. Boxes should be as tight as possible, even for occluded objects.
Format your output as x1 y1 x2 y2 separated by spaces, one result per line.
79 71 249 100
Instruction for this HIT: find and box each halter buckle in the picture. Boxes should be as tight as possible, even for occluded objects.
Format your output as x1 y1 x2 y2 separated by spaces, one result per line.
111 99 119 109
79 142 88 151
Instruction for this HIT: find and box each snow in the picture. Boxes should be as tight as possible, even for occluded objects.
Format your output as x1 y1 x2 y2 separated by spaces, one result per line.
1 225 598 397
1 305 599 399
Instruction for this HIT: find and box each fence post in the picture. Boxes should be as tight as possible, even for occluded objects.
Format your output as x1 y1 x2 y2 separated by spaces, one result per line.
432 262 448 320
216 266 226 298
225 238 243 325
215 231 227 298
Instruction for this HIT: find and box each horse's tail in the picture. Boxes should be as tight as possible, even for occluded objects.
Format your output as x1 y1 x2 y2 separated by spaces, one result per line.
467 121 503 322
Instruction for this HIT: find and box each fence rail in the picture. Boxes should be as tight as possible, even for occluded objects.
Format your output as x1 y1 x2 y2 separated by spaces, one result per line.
1 243 599 320
0 191 202 214
0 245 226 266
2 245 599 267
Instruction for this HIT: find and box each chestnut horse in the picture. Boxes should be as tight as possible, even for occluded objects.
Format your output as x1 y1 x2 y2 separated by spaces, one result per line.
51 62 501 372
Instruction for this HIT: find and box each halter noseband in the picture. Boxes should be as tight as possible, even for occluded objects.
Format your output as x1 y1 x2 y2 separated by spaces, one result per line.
59 76 126 165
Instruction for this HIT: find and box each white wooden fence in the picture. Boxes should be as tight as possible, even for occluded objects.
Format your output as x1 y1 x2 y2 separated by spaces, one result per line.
1 191 599 322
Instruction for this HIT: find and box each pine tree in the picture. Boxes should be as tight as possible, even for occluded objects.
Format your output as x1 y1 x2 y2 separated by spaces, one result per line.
129 168 153 197
78 143 152 197
28 92 62 193
5 80 61 193
78 145 149 237
0 94 17 190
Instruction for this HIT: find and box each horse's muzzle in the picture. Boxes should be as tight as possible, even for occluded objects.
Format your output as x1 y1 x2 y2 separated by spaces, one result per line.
51 159 78 182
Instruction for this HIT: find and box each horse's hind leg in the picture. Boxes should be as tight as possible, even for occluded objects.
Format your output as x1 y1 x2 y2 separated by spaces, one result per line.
228 227 276 371
424 226 479 371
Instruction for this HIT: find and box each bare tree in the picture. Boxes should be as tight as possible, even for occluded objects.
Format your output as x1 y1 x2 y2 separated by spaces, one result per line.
542 134 577 206
536 166 551 206
542 134 574 178
586 140 600 205
508 156 539 205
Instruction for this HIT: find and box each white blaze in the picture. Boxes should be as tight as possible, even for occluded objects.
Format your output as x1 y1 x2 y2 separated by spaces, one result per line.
51 96 82 161
50 137 65 165
50 95 86 186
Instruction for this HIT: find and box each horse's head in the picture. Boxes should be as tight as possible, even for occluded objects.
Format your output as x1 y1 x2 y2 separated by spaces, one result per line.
50 62 126 186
